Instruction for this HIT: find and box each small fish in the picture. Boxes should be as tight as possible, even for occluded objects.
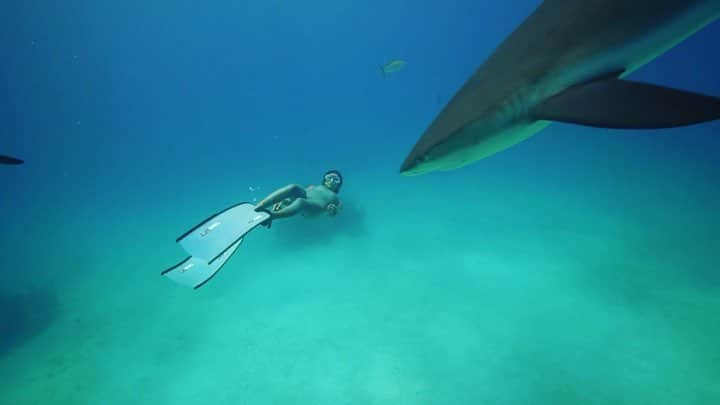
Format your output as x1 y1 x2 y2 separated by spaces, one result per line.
379 59 406 77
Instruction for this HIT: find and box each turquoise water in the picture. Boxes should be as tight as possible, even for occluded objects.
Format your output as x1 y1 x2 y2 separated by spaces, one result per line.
2 125 719 404
2 1 720 404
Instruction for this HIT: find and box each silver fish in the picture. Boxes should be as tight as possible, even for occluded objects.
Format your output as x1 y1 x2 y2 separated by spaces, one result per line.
380 59 407 77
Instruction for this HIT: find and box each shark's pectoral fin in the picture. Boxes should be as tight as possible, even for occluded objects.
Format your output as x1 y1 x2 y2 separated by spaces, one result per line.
532 78 720 129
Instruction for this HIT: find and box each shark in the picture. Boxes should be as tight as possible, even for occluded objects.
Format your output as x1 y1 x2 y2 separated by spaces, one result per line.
0 155 23 165
400 0 720 175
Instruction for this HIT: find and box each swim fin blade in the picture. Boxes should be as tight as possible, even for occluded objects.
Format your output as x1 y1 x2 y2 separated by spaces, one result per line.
532 78 720 129
161 202 271 289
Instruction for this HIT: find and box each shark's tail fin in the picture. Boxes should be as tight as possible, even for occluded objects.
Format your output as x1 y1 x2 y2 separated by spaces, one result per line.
0 155 23 165
379 65 385 79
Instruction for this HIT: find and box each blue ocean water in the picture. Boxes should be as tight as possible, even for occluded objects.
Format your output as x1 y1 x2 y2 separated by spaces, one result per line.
1 1 719 403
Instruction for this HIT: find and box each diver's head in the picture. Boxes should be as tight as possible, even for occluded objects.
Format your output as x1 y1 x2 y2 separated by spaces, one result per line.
322 170 343 192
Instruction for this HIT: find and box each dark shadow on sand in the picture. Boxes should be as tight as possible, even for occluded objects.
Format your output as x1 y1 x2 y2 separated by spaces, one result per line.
0 286 60 356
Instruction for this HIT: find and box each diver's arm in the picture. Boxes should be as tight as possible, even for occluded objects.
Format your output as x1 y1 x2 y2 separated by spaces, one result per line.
271 198 305 218
325 196 341 216
255 184 306 211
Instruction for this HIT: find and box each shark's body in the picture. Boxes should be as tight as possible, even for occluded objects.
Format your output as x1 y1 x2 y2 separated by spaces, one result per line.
401 0 720 175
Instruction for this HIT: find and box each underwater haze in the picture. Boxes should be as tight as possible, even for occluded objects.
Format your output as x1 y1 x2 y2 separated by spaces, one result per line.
2 0 720 404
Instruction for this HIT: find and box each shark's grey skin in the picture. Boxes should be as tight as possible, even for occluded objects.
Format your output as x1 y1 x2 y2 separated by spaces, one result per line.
400 0 720 175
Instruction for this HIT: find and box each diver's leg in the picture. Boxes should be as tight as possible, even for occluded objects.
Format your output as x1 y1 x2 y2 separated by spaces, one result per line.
271 198 305 218
255 184 307 211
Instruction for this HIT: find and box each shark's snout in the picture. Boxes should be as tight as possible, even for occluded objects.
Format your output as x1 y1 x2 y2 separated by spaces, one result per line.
400 150 439 176
400 146 431 175
399 156 416 174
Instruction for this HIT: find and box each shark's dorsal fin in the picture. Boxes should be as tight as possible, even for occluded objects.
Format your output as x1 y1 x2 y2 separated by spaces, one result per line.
532 78 720 129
